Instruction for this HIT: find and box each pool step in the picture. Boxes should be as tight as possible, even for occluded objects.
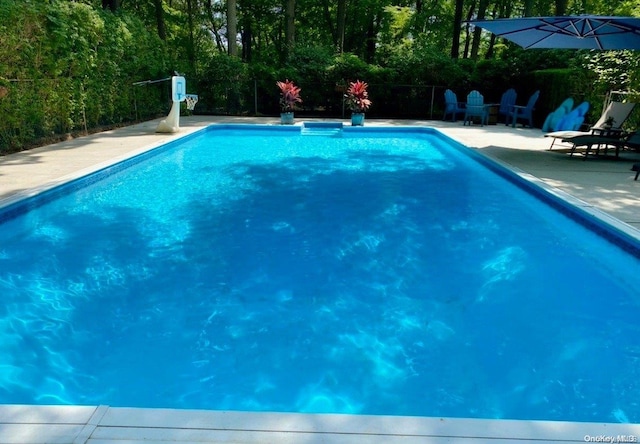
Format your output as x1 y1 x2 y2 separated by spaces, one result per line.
301 122 343 136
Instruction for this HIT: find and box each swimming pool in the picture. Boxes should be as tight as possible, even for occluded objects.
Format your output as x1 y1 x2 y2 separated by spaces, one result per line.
1 124 639 424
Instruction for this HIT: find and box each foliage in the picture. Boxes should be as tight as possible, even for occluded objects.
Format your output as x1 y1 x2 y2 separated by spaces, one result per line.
327 54 374 84
529 68 596 122
469 59 514 91
285 46 333 86
197 54 250 114
579 50 640 95
1 0 639 148
577 50 640 129
344 80 372 113
0 0 169 153
382 43 469 87
276 79 302 112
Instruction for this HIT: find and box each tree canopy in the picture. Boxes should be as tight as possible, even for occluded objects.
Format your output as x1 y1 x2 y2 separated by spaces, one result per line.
0 0 639 152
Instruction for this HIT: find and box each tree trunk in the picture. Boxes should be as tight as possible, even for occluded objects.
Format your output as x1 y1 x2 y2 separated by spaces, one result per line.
186 0 196 70
486 0 512 58
470 0 489 59
320 0 337 47
555 0 568 15
242 12 252 62
450 0 464 58
205 0 226 52
366 15 378 62
336 0 347 53
228 0 238 56
153 0 166 40
463 0 476 59
285 0 295 58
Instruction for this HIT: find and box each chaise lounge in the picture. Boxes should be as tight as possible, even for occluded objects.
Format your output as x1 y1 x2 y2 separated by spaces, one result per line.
545 101 636 149
563 129 640 159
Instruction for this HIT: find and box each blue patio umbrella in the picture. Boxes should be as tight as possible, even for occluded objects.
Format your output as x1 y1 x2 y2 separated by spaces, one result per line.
469 15 640 50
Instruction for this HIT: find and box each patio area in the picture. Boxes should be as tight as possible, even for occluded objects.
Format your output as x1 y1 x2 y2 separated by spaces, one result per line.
1 116 640 443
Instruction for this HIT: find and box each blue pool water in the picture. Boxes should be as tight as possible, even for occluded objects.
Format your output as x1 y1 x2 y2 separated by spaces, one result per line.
1 124 640 423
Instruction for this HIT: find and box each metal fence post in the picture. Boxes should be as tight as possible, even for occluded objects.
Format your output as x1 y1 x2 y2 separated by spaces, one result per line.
430 86 435 119
254 79 258 115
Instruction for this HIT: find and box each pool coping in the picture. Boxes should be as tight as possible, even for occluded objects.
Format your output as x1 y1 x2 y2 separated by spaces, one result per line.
2 118 640 442
2 404 640 443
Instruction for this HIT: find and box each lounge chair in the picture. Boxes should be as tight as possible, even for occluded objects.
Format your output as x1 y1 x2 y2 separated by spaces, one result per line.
509 90 540 128
542 98 574 132
443 89 465 122
545 101 636 149
498 88 517 124
563 129 640 159
463 90 488 126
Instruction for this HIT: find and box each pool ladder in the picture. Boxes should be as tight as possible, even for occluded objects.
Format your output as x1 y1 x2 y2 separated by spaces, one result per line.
301 122 343 137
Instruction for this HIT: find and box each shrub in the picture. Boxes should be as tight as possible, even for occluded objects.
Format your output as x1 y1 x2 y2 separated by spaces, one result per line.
196 54 250 115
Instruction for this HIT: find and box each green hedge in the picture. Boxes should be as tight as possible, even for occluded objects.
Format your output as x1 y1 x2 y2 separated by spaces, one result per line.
0 1 170 154
530 68 597 124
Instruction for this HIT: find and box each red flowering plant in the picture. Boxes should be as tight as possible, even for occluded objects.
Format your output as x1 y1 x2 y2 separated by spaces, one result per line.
344 80 372 113
276 79 302 112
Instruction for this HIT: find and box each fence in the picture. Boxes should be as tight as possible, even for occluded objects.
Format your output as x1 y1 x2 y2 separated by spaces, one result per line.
194 80 451 120
14 76 633 154
0 77 169 153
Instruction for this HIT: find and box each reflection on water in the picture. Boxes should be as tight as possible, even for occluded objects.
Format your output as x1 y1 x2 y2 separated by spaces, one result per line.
0 129 638 423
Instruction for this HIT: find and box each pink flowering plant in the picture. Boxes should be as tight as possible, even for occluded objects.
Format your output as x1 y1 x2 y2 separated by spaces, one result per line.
276 79 302 112
344 80 372 113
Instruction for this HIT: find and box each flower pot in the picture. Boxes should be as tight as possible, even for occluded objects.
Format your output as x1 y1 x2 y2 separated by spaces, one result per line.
351 113 365 126
280 112 294 125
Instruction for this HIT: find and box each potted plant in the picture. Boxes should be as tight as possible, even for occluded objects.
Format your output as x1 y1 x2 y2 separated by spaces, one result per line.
276 79 302 124
344 80 372 126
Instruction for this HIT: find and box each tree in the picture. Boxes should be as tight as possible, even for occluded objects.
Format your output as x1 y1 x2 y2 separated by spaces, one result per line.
336 0 347 53
285 0 296 57
555 0 568 15
240 0 253 61
451 0 464 58
470 0 489 59
228 0 238 56
185 0 196 70
153 0 167 40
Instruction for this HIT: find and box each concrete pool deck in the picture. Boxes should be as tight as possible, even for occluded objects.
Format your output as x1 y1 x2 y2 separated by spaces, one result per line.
1 116 640 443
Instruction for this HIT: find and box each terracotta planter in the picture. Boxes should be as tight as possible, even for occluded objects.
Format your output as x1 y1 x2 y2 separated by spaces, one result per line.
351 113 365 126
280 112 294 125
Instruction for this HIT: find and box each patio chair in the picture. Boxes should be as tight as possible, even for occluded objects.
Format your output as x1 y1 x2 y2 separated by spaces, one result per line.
541 98 573 132
463 90 488 126
563 129 640 159
498 88 517 123
443 89 465 122
509 90 540 128
545 101 636 149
